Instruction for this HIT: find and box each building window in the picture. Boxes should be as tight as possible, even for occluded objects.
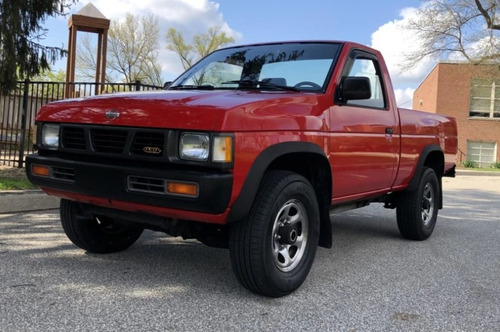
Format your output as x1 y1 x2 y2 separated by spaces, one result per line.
469 79 500 118
467 140 497 168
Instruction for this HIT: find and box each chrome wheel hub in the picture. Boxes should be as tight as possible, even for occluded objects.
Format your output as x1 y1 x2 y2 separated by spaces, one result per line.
272 199 308 272
421 183 435 226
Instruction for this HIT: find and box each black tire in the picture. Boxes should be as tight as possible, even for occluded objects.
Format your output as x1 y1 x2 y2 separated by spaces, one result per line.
229 171 320 297
397 167 439 241
60 199 143 253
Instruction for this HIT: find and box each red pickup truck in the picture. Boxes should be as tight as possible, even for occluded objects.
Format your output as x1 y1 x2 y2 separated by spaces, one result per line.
26 41 457 297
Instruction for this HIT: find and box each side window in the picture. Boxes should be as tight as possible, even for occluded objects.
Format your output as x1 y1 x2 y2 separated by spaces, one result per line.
345 57 386 109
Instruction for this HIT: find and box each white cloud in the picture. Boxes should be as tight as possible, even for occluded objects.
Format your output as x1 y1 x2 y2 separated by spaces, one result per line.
394 87 415 108
72 0 241 80
370 7 437 106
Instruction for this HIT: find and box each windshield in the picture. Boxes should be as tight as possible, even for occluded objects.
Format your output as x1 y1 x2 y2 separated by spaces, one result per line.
169 42 341 92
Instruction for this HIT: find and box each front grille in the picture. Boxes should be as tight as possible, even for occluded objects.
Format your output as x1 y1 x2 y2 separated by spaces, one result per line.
61 127 86 150
128 176 166 194
91 129 128 154
58 125 170 161
131 132 164 157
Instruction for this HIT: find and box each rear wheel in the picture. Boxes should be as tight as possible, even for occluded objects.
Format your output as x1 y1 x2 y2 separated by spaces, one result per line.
229 171 320 297
397 167 439 240
60 199 143 253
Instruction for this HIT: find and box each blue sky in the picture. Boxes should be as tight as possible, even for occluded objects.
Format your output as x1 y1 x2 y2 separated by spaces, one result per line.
216 0 421 45
43 0 428 106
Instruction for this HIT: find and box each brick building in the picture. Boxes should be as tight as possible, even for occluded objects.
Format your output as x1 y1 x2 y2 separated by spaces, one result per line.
413 62 500 167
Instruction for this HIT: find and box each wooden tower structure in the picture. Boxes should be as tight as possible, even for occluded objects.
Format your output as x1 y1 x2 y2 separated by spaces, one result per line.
65 3 110 98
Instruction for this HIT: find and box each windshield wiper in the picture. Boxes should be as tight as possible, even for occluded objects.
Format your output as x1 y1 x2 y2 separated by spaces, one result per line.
222 80 300 92
169 84 215 90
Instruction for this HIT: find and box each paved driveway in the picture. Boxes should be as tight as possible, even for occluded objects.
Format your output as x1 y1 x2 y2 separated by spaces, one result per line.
1 175 499 331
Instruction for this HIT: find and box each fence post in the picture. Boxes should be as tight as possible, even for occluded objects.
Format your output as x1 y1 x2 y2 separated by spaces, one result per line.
17 79 29 168
135 80 141 92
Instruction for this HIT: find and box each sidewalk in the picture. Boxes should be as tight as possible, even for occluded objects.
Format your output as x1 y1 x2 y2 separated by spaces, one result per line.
0 189 59 214
1 169 499 214
454 169 500 177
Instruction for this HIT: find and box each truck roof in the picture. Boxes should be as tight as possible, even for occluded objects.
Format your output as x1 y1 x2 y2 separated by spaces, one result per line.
215 40 371 52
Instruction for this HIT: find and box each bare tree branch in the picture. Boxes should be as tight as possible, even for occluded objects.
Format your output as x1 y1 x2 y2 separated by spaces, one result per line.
403 0 500 69
475 0 500 29
76 12 163 86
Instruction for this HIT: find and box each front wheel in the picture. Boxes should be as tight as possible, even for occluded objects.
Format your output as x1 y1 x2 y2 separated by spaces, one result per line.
60 199 143 253
397 167 440 240
229 171 320 297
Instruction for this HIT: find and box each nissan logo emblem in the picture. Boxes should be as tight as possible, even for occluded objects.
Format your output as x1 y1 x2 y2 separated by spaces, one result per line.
105 110 120 120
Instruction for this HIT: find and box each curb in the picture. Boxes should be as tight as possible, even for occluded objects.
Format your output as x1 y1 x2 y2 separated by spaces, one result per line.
0 190 60 214
456 170 500 177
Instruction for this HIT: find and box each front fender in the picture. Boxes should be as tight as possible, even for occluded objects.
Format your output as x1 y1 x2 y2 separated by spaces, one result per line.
227 141 328 223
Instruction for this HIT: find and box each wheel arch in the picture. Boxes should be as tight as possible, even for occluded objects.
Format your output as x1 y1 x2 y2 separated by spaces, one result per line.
407 144 445 209
227 141 333 248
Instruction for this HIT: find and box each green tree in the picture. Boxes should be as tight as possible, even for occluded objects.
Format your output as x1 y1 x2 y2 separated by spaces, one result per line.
166 26 235 70
33 69 66 82
76 13 163 86
30 69 66 98
403 0 500 68
0 0 77 94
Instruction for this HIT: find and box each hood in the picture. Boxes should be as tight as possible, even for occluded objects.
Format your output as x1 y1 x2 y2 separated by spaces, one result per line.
36 90 328 131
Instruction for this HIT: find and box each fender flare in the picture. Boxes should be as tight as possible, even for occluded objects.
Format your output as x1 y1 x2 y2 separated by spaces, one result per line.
407 144 444 191
227 141 329 223
407 144 445 209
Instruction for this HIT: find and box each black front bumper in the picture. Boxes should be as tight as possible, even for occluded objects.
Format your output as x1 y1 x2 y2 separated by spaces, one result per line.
26 154 233 214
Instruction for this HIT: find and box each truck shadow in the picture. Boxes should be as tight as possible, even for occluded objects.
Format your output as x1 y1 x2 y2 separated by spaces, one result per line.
2 187 495 300
0 206 410 301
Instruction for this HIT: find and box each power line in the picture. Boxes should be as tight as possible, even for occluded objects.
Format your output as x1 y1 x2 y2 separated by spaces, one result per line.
398 99 413 107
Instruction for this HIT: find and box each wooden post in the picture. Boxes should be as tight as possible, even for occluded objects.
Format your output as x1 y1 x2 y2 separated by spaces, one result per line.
65 3 110 98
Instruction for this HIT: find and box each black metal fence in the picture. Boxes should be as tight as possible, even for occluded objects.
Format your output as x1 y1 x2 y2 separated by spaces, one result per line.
0 80 163 167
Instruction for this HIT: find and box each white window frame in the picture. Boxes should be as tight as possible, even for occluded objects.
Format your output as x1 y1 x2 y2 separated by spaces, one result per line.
469 79 500 119
467 140 497 168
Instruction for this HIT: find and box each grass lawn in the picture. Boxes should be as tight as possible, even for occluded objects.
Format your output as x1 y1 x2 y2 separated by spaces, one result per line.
0 166 38 190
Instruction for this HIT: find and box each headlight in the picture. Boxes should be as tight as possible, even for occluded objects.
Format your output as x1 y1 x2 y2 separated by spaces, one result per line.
180 133 210 161
41 124 60 148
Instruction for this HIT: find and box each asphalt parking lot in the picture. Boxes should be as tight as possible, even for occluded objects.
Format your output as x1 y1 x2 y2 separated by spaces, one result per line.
1 174 499 331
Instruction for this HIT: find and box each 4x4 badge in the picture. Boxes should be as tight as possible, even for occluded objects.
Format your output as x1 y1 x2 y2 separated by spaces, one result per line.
105 110 120 120
143 146 162 154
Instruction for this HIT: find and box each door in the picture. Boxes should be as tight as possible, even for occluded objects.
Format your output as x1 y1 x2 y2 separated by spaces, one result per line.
329 50 399 200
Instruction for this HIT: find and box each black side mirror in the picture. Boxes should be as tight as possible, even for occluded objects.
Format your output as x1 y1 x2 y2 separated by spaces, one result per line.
337 76 371 103
164 81 172 89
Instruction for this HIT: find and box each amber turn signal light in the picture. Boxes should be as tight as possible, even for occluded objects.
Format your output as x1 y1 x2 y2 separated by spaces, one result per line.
213 136 233 163
166 181 198 197
32 165 50 177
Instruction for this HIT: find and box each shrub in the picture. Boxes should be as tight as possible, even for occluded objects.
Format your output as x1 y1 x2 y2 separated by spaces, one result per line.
490 161 500 169
462 160 477 168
